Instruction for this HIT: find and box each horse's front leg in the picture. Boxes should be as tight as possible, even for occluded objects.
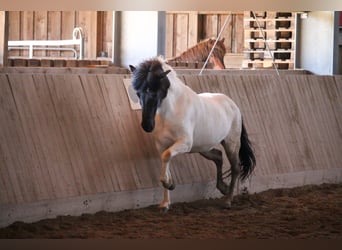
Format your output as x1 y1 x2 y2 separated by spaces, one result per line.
158 138 191 210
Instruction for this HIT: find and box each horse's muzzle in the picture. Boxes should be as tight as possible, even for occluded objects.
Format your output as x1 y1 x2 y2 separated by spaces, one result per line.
141 121 154 133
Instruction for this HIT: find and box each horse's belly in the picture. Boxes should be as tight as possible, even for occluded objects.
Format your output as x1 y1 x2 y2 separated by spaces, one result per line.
191 126 230 152
191 94 238 152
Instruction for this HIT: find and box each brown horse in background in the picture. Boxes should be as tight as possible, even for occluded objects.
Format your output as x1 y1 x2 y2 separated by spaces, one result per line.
167 38 226 69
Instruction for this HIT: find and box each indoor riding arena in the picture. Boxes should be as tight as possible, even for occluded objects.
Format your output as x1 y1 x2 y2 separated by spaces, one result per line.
0 10 341 239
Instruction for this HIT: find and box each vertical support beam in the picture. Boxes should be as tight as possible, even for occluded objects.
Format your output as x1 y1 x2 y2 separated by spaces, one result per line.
112 11 122 65
96 11 104 57
157 11 166 56
165 12 174 58
0 11 9 67
332 11 340 74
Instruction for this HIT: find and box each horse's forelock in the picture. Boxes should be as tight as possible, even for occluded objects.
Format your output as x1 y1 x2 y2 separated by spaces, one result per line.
132 58 165 91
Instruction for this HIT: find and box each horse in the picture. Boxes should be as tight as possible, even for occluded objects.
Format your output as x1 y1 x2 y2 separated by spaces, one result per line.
167 38 226 69
129 57 255 211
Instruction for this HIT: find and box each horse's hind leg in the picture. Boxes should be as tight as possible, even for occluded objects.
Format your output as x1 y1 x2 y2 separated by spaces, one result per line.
221 139 240 208
200 149 229 195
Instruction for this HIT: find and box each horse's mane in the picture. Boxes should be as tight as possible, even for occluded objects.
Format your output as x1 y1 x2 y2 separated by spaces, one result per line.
131 57 174 91
167 38 226 63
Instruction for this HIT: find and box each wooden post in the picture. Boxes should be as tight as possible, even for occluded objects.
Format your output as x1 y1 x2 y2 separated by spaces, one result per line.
0 11 9 67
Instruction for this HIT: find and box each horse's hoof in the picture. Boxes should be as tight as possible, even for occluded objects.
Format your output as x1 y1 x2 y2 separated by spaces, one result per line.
160 207 169 213
224 200 232 209
168 183 175 190
223 198 232 209
161 181 175 190
159 204 170 213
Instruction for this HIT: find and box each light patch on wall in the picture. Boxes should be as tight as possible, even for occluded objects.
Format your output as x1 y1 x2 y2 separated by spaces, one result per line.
123 78 141 110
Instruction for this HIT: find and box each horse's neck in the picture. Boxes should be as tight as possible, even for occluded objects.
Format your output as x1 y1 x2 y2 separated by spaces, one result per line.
167 44 207 63
158 74 196 115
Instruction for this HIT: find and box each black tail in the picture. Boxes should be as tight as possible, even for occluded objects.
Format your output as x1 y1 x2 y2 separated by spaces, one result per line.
239 120 256 181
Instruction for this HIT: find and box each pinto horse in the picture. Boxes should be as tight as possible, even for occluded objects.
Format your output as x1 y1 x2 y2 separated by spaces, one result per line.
129 57 255 210
167 38 226 69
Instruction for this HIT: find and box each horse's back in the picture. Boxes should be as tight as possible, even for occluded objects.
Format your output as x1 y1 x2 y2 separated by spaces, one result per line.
197 93 239 115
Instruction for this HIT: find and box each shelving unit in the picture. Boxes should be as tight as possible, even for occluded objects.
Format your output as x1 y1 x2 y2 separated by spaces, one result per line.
243 11 296 69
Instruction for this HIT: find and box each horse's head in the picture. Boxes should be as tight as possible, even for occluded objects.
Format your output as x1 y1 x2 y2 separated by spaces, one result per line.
209 38 226 69
129 59 171 133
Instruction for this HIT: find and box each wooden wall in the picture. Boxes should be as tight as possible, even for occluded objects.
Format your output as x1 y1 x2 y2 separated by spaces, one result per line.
0 71 341 204
0 71 341 226
7 11 113 59
165 11 244 59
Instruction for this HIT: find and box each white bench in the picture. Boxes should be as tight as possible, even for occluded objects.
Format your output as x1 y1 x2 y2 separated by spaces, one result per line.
8 27 84 59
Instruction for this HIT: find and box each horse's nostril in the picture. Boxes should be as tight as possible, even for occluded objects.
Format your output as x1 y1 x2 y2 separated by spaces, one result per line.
141 122 154 133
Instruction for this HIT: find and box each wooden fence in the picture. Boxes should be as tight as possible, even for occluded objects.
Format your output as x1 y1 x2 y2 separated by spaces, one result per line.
0 72 341 226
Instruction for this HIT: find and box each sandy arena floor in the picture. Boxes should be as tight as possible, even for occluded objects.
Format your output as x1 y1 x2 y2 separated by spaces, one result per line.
0 183 341 239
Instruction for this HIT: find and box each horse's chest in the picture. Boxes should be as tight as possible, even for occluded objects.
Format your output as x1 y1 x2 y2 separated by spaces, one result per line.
154 116 188 145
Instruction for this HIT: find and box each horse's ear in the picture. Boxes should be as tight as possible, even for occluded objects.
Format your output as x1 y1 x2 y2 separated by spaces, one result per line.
220 37 225 43
129 65 136 73
160 70 171 78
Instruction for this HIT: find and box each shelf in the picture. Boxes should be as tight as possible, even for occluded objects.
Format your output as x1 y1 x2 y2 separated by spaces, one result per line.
244 50 294 53
244 18 296 22
245 39 295 42
243 11 296 70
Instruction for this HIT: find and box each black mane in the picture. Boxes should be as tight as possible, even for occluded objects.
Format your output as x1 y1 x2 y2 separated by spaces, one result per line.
131 59 164 92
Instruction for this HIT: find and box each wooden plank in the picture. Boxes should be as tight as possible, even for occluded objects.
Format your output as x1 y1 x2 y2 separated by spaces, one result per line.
0 74 28 204
278 76 313 172
77 11 97 59
165 13 174 58
187 11 198 48
8 11 20 57
61 11 76 58
310 76 342 169
4 74 50 203
46 74 97 195
219 14 233 53
21 11 34 57
47 11 62 57
8 74 76 201
175 14 189 56
259 75 295 175
34 11 48 57
232 13 244 53
204 14 218 38
0 11 9 66
32 74 80 198
8 11 21 41
78 74 121 192
101 11 113 59
96 12 104 56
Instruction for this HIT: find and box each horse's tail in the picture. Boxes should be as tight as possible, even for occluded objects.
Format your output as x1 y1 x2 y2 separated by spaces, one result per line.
239 120 256 181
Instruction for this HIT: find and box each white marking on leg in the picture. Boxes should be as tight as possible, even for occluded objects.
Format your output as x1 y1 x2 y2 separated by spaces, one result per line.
159 188 170 210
